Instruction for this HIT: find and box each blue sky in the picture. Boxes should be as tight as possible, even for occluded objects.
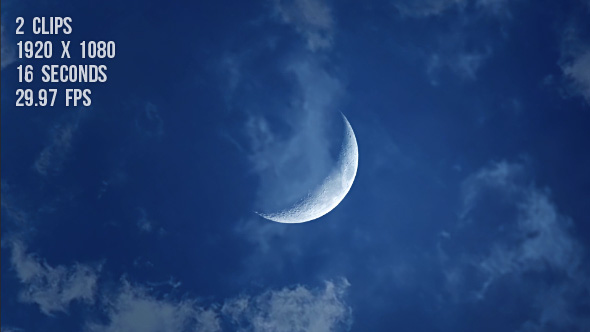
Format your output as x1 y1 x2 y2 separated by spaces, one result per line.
1 0 590 331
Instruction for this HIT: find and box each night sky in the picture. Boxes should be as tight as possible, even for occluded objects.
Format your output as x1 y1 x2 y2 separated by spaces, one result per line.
2 0 590 331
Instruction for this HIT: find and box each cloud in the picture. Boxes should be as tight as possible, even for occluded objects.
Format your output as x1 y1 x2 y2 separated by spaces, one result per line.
136 208 155 233
1 181 30 225
6 234 350 331
441 161 589 330
89 278 351 332
1 24 17 69
460 160 525 217
135 208 165 235
393 0 467 17
234 216 290 254
482 191 580 275
87 280 221 332
222 279 351 332
561 48 590 104
427 48 492 84
135 102 164 138
245 60 343 215
459 162 582 283
8 240 101 316
475 0 512 16
34 116 81 176
1 327 23 332
220 55 243 102
273 0 335 51
558 17 590 105
392 0 513 83
453 50 491 80
393 0 512 17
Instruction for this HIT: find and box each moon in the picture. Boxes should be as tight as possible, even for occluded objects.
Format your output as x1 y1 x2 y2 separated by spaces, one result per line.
257 113 358 224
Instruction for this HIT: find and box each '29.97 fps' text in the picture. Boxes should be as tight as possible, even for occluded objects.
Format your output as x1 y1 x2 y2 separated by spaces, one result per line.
14 16 115 108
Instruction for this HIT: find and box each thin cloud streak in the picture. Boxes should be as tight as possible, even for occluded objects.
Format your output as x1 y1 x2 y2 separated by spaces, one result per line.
89 278 351 332
246 59 343 215
34 116 81 176
273 0 335 51
1 24 17 69
440 161 590 330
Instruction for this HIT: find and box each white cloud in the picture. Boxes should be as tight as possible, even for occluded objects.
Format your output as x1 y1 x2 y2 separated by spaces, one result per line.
476 190 581 285
273 0 334 51
6 235 350 331
87 280 221 332
394 0 467 17
1 327 23 332
89 279 351 332
453 50 491 80
221 55 243 100
1 181 30 225
394 0 512 17
1 24 17 69
234 217 290 254
460 160 524 217
443 161 589 330
562 49 590 104
558 21 590 105
394 1 512 83
246 60 343 215
222 279 351 332
8 240 101 316
459 161 581 284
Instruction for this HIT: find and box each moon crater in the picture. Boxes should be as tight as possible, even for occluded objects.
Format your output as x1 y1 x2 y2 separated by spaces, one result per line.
257 113 358 224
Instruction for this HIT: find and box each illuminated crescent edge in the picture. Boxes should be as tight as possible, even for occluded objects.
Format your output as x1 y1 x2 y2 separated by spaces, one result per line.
257 113 358 224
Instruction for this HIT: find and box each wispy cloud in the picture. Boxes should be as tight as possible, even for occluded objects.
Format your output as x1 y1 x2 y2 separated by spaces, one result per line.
427 48 492 84
34 116 81 176
392 0 514 84
1 181 31 225
8 240 102 316
87 280 221 332
557 14 590 105
461 162 582 282
453 50 492 80
440 161 589 330
273 0 335 51
244 60 343 215
1 327 23 332
475 0 512 17
393 0 512 17
1 24 17 69
136 207 154 233
460 160 524 217
6 234 351 331
219 4 347 220
135 207 164 234
563 51 590 101
89 278 351 332
222 279 351 332
135 102 164 138
393 0 467 17
561 46 590 104
6 233 351 331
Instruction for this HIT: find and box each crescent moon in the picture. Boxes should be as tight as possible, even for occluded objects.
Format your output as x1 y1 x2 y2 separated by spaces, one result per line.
257 113 358 223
